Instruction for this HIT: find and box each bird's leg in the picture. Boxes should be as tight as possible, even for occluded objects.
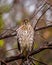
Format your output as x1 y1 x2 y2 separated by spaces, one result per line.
17 38 21 52
31 37 35 51
31 41 34 51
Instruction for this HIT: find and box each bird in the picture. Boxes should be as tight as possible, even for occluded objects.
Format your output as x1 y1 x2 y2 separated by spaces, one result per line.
16 19 34 55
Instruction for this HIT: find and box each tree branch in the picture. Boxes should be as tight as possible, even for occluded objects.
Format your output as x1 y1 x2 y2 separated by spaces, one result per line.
29 1 47 20
30 57 47 65
29 44 52 56
0 33 16 40
3 43 52 63
34 6 51 30
0 25 52 40
5 54 25 63
35 25 52 31
44 0 52 6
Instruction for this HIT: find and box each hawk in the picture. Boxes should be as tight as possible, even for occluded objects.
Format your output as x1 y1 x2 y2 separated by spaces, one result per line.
16 19 34 54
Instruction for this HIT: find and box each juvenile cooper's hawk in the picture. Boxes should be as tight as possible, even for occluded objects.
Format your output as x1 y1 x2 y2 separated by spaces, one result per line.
16 19 34 54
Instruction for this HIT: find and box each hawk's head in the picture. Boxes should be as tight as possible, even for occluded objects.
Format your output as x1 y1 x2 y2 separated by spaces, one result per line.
23 18 29 25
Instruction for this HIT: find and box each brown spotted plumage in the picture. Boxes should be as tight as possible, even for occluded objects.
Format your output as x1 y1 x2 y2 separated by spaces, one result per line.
16 19 34 53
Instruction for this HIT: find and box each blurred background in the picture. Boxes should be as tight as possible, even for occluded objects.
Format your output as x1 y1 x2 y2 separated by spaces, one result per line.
0 0 52 65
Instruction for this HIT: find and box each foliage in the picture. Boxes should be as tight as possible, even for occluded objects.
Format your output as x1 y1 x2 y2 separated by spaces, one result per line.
0 40 4 47
0 15 4 33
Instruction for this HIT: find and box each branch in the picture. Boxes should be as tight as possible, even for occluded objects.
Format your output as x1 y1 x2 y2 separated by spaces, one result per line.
0 25 52 40
35 25 52 31
29 44 52 56
30 57 47 65
29 1 47 20
3 43 52 63
0 33 16 40
0 59 7 65
44 0 52 6
34 6 51 30
5 54 25 63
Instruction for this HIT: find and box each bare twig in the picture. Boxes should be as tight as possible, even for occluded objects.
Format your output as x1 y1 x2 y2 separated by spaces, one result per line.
35 25 52 31
30 57 47 65
0 59 8 65
0 28 16 37
29 2 47 20
29 44 52 56
5 48 18 52
34 6 51 30
5 54 25 63
29 58 36 65
44 0 52 6
0 33 16 40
